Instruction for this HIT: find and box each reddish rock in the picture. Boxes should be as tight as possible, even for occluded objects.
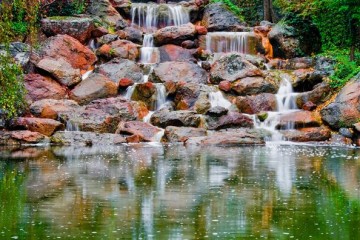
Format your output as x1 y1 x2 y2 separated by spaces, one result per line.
24 74 67 103
69 73 118 105
195 25 207 35
277 111 322 130
302 101 317 111
92 27 109 38
30 99 80 119
219 81 231 92
97 39 140 61
41 17 94 43
34 34 96 71
236 93 277 114
0 130 49 145
281 127 331 142
10 117 64 136
207 112 254 130
231 77 276 96
150 109 201 128
154 23 197 46
159 44 196 62
118 78 134 88
131 82 157 110
126 134 141 143
118 121 161 142
163 126 207 142
181 40 198 49
87 0 125 26
296 82 331 108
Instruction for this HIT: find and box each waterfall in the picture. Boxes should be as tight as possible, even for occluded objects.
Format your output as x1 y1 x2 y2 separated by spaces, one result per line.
155 84 166 110
209 91 232 109
140 34 160 64
66 120 80 131
81 70 93 80
125 84 137 100
254 76 299 141
206 32 253 54
131 3 190 31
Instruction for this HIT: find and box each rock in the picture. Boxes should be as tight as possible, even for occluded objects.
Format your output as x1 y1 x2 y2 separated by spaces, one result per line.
33 34 96 71
36 57 82 87
130 82 157 110
9 117 64 136
314 56 336 76
96 58 143 84
110 0 132 17
149 61 208 85
92 27 109 38
186 129 265 146
269 17 321 58
174 83 200 110
87 0 125 26
292 68 323 92
210 53 262 84
51 131 126 146
339 128 354 138
0 110 6 129
154 23 197 46
277 111 322 130
125 134 141 143
118 78 134 88
163 126 207 142
219 81 231 92
97 39 140 61
158 44 196 62
206 106 228 117
281 127 331 142
231 77 277 96
122 27 143 44
257 112 268 122
207 112 253 130
181 40 198 49
69 73 118 105
195 25 207 35
201 61 211 71
117 121 161 142
150 109 201 128
0 42 30 68
328 133 353 146
320 73 360 129
302 101 317 111
30 99 80 120
60 97 139 133
236 93 277 114
296 83 331 109
201 3 245 32
0 130 49 146
98 34 119 45
24 74 67 103
41 17 94 43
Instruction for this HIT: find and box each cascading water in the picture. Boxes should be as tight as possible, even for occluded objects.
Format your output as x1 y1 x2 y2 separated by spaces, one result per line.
140 34 160 64
66 120 80 131
209 91 232 109
254 76 299 141
206 32 254 54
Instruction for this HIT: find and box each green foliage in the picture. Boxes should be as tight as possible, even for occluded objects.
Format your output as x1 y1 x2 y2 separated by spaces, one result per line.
44 0 87 17
328 52 360 88
210 0 244 21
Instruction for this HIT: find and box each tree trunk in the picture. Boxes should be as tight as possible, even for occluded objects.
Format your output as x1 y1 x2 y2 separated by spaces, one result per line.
264 0 273 22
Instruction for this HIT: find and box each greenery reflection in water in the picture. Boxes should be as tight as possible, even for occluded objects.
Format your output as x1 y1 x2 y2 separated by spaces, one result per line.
0 144 360 239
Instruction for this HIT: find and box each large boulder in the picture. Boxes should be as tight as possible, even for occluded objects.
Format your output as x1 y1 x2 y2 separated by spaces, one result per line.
269 16 321 58
41 17 94 43
231 77 277 95
87 0 126 26
174 83 213 111
149 61 208 85
24 74 67 103
296 82 331 109
30 99 80 120
130 82 158 110
51 131 126 146
150 108 202 128
210 54 262 84
281 127 331 142
158 44 196 62
0 42 30 68
291 68 324 92
0 130 49 146
154 23 197 46
201 3 246 32
36 57 81 87
117 121 161 142
33 34 96 71
95 58 143 84
277 111 322 130
110 0 132 17
97 39 140 61
320 73 360 129
236 93 277 114
206 111 254 130
69 73 118 105
9 117 64 136
162 126 207 142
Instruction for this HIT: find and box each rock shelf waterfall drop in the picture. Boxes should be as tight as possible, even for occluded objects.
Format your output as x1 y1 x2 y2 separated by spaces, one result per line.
255 76 299 141
209 91 232 109
206 32 255 54
140 34 159 64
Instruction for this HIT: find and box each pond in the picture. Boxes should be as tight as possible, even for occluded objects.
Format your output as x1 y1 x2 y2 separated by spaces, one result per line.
0 143 359 239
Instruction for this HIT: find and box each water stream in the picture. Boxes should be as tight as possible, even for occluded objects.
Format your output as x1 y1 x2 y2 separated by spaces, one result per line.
206 32 254 54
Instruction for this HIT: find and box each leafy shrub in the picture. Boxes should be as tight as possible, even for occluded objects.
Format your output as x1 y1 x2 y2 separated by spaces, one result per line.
43 0 88 17
210 0 244 21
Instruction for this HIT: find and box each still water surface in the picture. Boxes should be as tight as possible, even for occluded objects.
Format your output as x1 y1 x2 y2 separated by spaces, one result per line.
0 144 360 239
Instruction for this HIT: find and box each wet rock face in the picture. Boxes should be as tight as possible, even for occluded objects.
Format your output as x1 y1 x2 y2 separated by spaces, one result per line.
149 61 208 85
158 44 196 62
87 0 125 26
96 58 143 84
97 39 140 61
154 23 197 46
231 77 277 96
0 130 49 146
236 93 277 114
207 112 254 130
131 82 158 110
24 74 67 103
296 82 331 109
163 126 207 142
321 73 360 129
201 3 246 32
30 99 80 120
41 17 94 43
9 117 64 137
276 111 322 130
69 73 118 105
51 131 126 146
33 34 96 71
117 121 161 142
281 127 331 142
210 54 262 84
150 108 202 128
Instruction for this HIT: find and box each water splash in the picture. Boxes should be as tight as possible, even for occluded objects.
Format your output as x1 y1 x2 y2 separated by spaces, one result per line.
140 34 160 64
125 84 137 100
81 70 93 81
66 120 80 131
155 84 167 110
209 91 232 109
206 32 253 54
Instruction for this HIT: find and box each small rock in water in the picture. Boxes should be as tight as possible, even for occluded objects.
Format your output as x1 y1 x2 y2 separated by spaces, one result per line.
257 112 268 122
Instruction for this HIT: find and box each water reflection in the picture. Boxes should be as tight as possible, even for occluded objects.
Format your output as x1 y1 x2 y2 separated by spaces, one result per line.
0 144 360 239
